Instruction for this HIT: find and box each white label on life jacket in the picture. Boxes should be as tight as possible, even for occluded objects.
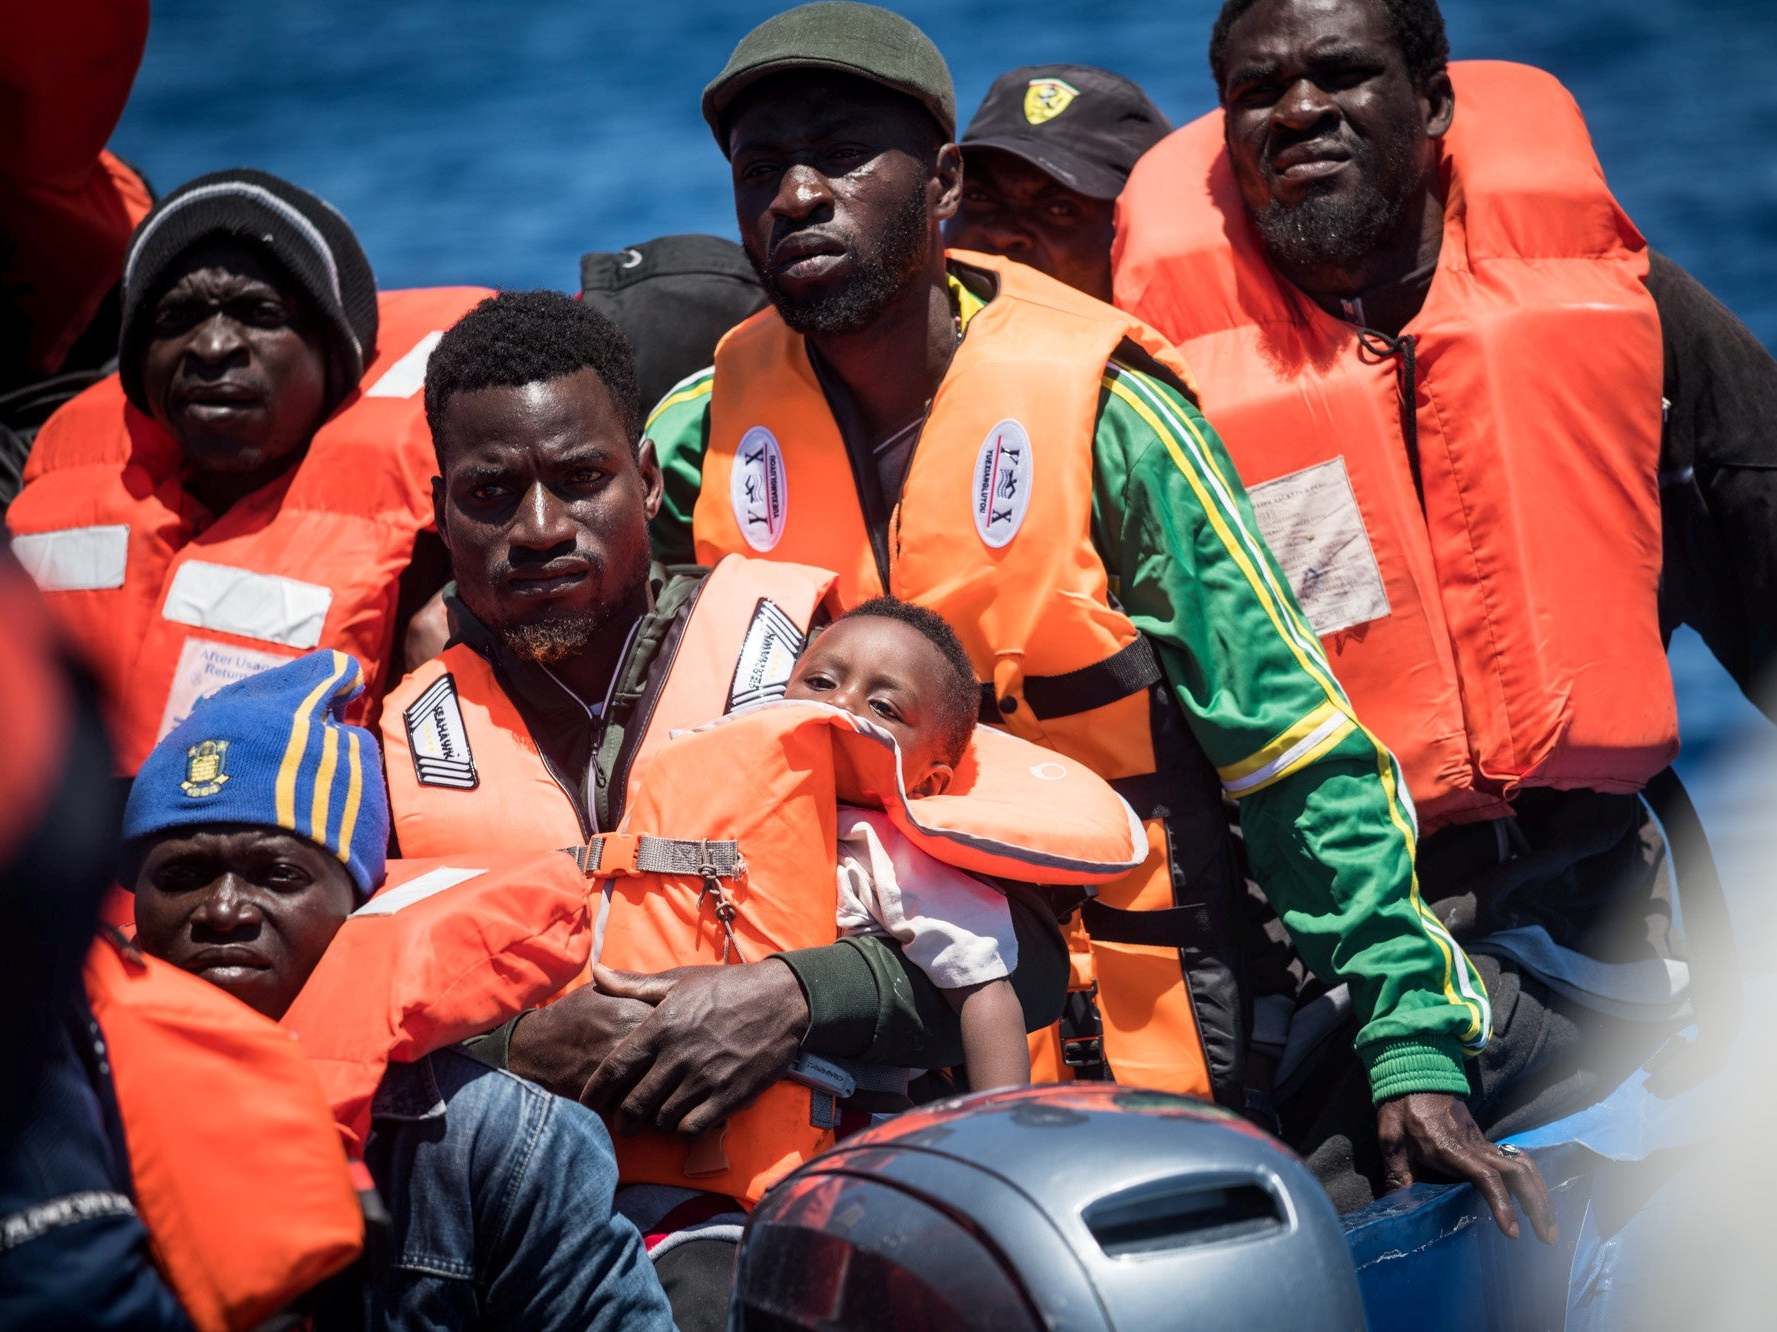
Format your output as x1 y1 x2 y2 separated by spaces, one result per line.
972 419 1033 549
156 637 296 743
404 673 478 789
364 330 446 399
161 561 333 647
1247 457 1390 637
730 426 788 551
353 865 487 916
728 597 807 711
12 524 129 591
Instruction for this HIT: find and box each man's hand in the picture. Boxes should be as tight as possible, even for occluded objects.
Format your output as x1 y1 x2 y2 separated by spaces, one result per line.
505 984 656 1099
581 959 810 1137
1378 1093 1558 1242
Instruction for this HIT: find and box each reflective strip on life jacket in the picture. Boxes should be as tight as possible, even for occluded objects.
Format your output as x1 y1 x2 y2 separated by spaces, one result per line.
84 931 362 1332
279 854 595 1148
1113 62 1675 830
11 286 494 774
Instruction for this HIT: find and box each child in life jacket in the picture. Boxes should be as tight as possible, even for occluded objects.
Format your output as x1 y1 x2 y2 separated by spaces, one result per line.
783 598 1031 1090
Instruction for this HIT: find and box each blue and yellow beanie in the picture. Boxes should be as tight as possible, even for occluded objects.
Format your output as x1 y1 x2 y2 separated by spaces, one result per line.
123 650 388 898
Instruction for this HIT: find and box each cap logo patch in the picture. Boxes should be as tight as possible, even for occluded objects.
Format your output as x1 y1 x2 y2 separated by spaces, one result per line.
405 673 478 789
730 426 788 552
1024 78 1081 125
972 418 1034 549
181 739 230 798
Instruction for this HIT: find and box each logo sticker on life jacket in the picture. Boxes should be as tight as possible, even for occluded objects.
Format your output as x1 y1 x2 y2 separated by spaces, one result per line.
730 426 788 552
1024 78 1080 125
404 673 478 789
727 597 808 712
972 419 1034 549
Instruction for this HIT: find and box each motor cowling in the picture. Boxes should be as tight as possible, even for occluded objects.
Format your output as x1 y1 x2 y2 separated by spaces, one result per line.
730 1083 1364 1331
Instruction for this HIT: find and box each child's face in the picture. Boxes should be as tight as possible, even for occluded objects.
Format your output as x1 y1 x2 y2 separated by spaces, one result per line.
785 616 959 797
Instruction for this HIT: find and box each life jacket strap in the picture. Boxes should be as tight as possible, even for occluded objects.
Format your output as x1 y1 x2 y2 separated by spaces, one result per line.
578 833 745 879
975 635 1162 723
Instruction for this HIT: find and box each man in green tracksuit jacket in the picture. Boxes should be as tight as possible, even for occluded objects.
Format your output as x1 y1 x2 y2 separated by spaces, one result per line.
646 2 1554 1241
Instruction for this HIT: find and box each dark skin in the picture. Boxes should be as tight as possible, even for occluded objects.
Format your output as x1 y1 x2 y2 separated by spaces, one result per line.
727 72 963 448
1219 0 1553 1242
784 615 958 797
946 147 1118 301
432 367 662 704
431 367 813 1133
786 615 1030 1090
1219 0 1452 331
139 239 330 514
132 825 356 1021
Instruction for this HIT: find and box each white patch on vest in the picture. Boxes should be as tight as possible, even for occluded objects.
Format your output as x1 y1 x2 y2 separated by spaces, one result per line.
353 865 487 916
971 419 1033 549
161 561 333 648
1029 761 1068 781
12 524 129 592
1247 457 1390 637
729 426 788 551
156 637 295 743
404 673 479 789
727 597 807 711
364 330 446 399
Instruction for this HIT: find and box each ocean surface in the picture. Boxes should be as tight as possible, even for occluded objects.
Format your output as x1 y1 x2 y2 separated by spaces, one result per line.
112 0 1776 901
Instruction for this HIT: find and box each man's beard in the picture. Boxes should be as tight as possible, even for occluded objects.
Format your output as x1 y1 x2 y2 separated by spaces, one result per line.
499 610 609 665
751 182 931 336
1252 130 1423 276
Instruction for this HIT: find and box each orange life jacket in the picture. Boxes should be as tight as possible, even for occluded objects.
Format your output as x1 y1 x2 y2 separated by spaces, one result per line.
689 252 1239 1103
9 286 492 774
1112 62 1675 831
279 853 595 1149
381 554 839 855
594 699 1145 1204
83 929 362 1332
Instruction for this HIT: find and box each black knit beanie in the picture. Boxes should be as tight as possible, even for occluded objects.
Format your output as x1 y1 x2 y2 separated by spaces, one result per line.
117 169 378 414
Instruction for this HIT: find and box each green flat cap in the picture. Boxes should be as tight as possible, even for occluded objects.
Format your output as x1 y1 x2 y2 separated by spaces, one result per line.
703 2 956 154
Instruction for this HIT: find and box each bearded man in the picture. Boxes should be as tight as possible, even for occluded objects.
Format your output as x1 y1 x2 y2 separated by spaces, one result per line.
646 1 1552 1242
1114 0 1774 1210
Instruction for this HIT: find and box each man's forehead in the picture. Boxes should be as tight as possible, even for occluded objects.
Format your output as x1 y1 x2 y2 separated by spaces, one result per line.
729 74 931 150
963 147 1083 198
149 824 311 855
1227 0 1394 66
160 238 290 295
439 371 624 462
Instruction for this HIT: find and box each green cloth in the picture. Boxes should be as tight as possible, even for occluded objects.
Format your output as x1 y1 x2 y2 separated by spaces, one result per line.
644 276 1490 1104
702 1 956 150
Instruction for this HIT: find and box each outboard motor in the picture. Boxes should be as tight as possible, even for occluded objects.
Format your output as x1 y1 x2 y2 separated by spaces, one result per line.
731 1083 1364 1331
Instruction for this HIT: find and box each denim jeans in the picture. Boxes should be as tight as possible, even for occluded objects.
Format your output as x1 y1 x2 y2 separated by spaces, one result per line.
365 1047 674 1332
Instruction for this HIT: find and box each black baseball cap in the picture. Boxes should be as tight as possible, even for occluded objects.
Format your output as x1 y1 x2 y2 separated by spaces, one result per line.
959 64 1171 200
578 235 765 413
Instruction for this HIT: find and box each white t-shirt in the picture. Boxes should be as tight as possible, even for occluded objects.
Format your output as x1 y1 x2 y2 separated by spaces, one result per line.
833 806 1019 989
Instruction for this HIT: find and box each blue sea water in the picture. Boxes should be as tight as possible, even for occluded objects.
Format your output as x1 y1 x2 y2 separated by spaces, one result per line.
111 1 1776 891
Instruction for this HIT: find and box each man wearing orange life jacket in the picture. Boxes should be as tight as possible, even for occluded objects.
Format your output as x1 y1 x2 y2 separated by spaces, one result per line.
124 648 675 1332
0 547 361 1332
1114 0 1774 1210
644 2 1552 1240
379 289 1070 1327
7 169 486 776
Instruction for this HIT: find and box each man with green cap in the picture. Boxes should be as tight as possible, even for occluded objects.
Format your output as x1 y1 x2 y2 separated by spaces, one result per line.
647 0 1554 1244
